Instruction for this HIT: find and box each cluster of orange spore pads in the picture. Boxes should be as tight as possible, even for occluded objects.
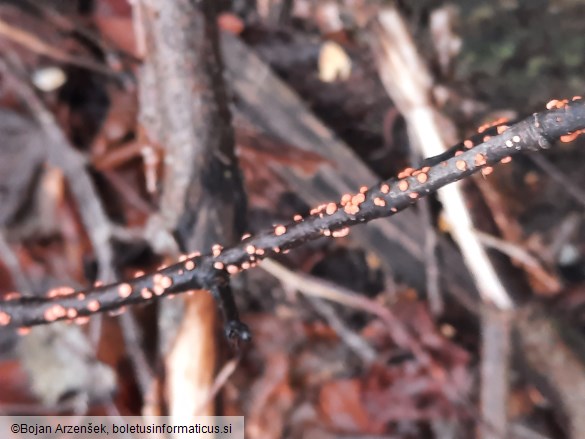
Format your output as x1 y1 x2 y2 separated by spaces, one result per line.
1 99 585 341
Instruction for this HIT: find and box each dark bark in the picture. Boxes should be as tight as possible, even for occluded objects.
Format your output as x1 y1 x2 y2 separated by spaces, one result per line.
1 99 584 335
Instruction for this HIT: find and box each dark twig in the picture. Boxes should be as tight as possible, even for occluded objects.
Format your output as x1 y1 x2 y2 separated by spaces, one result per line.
211 282 251 344
306 296 377 364
1 100 585 337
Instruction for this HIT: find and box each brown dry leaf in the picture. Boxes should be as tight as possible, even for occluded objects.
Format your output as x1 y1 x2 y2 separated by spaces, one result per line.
246 353 294 439
90 84 139 159
364 300 472 422
237 154 293 210
358 300 471 426
93 0 138 57
319 379 385 434
224 314 306 430
246 314 307 357
303 321 338 341
318 41 352 83
95 0 132 16
508 385 537 419
362 363 451 423
392 300 471 368
94 16 137 57
0 4 72 71
0 359 39 407
236 126 329 174
236 125 330 210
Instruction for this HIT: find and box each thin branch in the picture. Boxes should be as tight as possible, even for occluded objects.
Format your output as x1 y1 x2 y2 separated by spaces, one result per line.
473 229 560 292
307 296 377 364
261 258 389 363
0 17 116 77
479 306 512 439
370 7 512 309
192 357 241 416
545 212 582 264
529 153 585 209
260 258 431 366
0 55 116 283
0 100 584 336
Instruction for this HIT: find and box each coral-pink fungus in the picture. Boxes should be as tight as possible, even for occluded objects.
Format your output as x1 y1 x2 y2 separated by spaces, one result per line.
0 311 11 326
118 283 133 299
87 300 100 312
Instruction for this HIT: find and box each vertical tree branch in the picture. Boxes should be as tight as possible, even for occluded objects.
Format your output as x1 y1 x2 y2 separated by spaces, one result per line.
135 0 247 420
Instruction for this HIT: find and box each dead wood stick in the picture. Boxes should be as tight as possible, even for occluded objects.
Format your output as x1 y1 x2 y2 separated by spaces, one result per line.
135 0 247 419
0 99 583 333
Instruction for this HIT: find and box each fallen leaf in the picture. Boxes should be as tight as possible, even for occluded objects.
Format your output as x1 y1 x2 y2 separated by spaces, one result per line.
319 379 385 434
